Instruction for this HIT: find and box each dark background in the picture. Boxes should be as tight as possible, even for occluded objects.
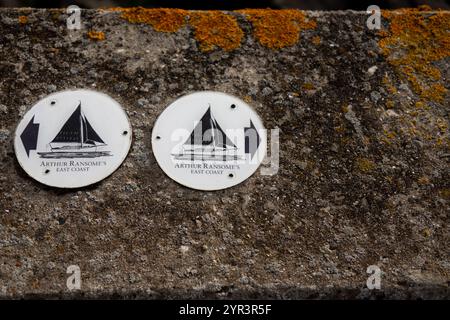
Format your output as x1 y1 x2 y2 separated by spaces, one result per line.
0 0 449 9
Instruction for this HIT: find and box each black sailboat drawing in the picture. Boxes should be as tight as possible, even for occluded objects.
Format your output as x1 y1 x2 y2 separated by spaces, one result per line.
38 102 111 159
173 105 242 161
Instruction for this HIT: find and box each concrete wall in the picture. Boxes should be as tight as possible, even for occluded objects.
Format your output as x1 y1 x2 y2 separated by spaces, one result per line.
0 8 448 298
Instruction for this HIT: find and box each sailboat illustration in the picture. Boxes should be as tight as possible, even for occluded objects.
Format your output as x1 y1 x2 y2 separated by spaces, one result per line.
38 102 111 159
173 105 242 161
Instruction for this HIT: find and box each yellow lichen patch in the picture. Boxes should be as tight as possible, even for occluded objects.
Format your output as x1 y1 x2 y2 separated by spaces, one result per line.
189 11 244 52
238 9 316 49
422 228 432 237
415 101 425 109
243 95 252 103
334 125 345 134
386 100 395 109
113 7 188 32
356 157 376 173
440 189 450 200
381 130 397 144
382 75 398 95
436 118 448 134
379 8 450 102
18 15 28 24
49 9 62 21
417 176 430 185
384 130 397 140
87 31 106 41
303 82 315 90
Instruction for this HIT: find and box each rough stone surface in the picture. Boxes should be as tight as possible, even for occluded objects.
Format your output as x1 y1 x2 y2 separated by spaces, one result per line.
0 8 449 299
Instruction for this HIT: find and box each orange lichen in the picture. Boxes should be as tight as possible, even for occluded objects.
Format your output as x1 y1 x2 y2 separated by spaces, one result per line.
113 7 188 32
87 31 106 41
111 8 242 51
379 8 450 102
18 15 28 24
312 35 321 45
238 9 316 49
109 8 318 51
189 11 244 52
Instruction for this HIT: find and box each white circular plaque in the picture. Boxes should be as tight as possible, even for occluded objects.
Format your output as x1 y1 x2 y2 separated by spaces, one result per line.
14 89 132 188
152 91 267 191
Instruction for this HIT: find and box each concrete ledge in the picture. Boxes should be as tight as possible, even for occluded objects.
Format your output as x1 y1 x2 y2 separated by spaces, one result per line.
0 8 449 299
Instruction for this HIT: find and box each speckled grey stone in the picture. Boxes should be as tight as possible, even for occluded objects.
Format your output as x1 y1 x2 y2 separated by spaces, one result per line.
0 8 449 299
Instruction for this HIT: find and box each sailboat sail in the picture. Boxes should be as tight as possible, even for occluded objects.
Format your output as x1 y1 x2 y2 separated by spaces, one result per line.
38 102 111 159
184 107 236 148
51 104 83 144
83 115 105 145
50 103 105 148
210 117 235 148
173 106 241 161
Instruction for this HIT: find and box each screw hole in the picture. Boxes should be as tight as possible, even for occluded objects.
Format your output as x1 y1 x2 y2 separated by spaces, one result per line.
50 101 56 106
228 173 234 178
231 104 236 109
122 130 128 135
156 136 161 140
44 169 50 174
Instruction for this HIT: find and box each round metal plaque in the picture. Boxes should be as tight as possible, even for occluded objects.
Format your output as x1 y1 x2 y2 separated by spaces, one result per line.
152 91 266 191
14 89 132 188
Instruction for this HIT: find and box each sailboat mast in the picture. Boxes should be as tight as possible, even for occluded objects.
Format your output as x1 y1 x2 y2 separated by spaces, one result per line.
79 109 83 149
208 105 216 148
210 118 215 146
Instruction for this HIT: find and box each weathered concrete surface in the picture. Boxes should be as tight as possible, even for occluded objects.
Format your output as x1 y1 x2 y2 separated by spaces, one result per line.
0 8 449 299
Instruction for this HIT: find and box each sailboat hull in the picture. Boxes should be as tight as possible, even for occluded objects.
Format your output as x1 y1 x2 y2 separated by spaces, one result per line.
173 154 241 161
173 149 242 161
38 151 111 159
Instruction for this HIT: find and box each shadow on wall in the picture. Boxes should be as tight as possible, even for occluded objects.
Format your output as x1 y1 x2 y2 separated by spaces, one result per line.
0 0 449 9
